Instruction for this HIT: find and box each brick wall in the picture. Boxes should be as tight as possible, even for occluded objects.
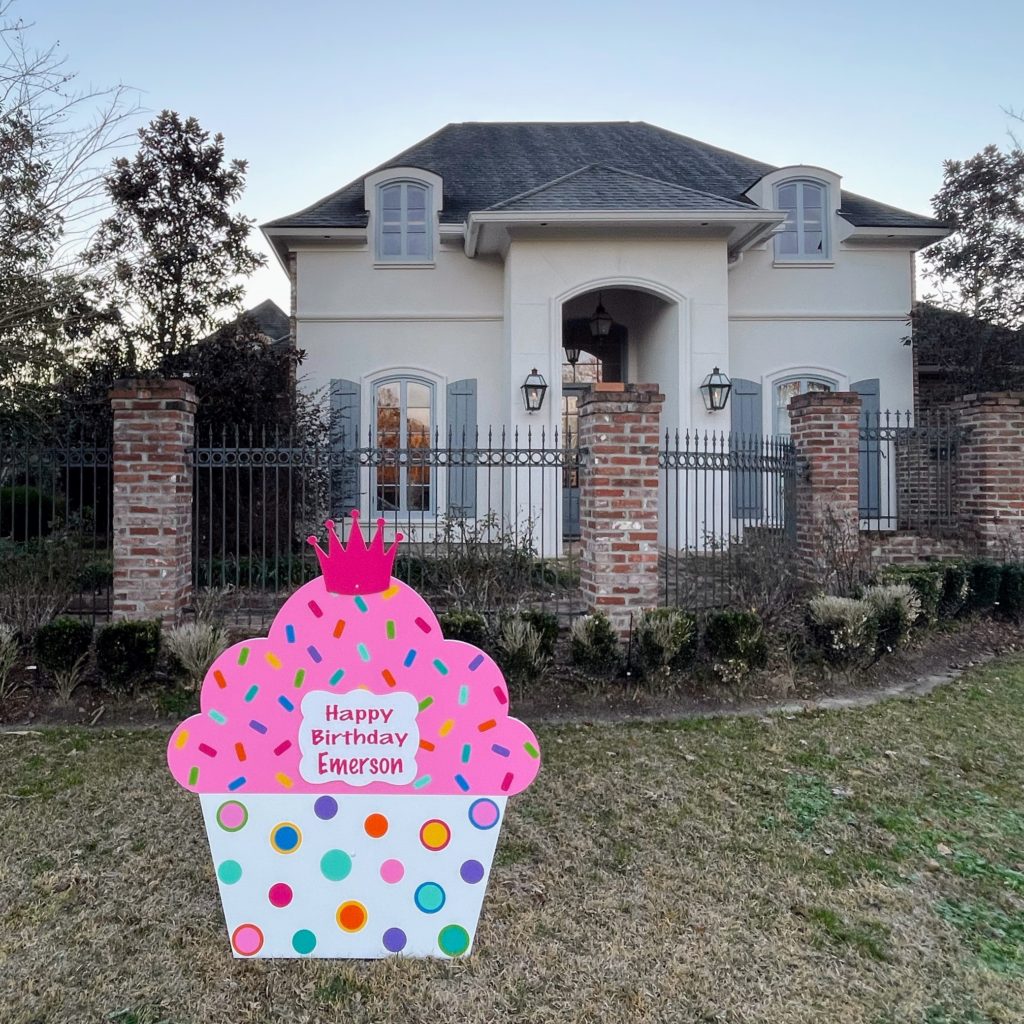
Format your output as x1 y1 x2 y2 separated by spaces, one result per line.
577 383 664 635
859 531 970 568
788 391 862 579
109 379 197 625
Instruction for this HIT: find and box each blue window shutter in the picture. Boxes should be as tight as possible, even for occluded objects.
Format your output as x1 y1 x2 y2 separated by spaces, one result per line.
852 378 880 518
446 378 477 515
330 379 361 516
730 378 762 517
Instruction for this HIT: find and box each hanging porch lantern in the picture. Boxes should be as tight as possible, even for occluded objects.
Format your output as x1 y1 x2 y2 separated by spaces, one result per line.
699 367 732 411
588 293 613 338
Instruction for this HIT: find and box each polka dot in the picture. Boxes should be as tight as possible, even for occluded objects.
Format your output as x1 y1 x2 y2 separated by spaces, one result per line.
438 924 471 957
270 822 302 853
460 859 485 884
216 800 248 832
382 927 407 953
217 859 243 885
314 796 338 820
380 859 405 884
268 882 293 908
292 929 317 955
419 819 452 852
231 923 264 957
336 900 368 933
414 881 446 914
468 798 500 830
364 813 389 838
320 849 352 882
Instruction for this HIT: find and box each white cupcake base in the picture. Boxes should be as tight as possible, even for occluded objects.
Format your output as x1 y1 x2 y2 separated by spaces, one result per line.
199 793 506 958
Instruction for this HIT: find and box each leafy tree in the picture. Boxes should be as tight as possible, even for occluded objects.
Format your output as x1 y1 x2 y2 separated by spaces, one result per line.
86 110 265 360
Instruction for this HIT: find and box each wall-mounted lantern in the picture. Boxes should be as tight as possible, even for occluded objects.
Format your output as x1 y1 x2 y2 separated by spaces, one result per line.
563 340 581 366
699 367 732 411
521 368 548 413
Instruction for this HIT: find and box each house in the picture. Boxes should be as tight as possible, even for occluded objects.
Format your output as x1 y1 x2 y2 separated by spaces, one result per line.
262 121 947 546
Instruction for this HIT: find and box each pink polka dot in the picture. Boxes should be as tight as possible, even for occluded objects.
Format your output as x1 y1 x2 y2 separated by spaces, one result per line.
379 859 405 883
231 923 264 956
268 882 293 908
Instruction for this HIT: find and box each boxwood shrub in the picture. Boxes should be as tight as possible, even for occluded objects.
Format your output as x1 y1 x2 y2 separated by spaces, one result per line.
438 610 490 648
96 620 161 693
703 610 768 681
967 560 1002 613
999 565 1024 623
939 562 972 619
569 610 621 675
35 617 93 673
877 565 943 627
805 596 877 666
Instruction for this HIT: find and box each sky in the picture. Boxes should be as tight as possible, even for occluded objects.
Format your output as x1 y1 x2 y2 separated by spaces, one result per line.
25 0 1024 310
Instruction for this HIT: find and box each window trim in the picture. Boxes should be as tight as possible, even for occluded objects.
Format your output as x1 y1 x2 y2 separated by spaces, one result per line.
773 178 831 263
371 374 437 514
374 179 434 264
770 373 839 435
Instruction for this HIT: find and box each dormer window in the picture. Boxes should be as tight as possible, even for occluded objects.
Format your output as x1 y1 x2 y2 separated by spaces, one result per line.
774 179 829 260
376 180 432 261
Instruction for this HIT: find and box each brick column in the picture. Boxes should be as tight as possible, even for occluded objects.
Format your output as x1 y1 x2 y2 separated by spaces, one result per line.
109 379 197 625
788 391 862 581
578 383 664 635
955 392 1024 556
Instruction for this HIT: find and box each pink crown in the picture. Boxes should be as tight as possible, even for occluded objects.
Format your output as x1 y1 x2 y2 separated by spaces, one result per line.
307 512 403 595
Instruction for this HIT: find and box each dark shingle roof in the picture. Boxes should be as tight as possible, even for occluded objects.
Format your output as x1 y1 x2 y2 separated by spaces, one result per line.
265 122 942 231
487 164 757 213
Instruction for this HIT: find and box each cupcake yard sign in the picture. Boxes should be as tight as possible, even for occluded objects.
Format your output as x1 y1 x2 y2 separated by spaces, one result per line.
167 513 541 959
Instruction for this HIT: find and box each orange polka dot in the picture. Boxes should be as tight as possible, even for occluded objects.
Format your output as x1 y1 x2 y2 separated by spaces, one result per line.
364 813 389 838
336 900 367 932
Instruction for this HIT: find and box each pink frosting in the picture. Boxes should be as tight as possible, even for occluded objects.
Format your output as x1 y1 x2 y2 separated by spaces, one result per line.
167 577 541 796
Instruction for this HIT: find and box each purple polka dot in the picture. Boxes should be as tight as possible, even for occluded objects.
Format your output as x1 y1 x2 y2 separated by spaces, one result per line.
460 859 485 884
382 927 407 953
314 796 338 820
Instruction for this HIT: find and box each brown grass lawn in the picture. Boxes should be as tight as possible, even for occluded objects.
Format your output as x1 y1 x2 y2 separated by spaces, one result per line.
2 658 1024 1024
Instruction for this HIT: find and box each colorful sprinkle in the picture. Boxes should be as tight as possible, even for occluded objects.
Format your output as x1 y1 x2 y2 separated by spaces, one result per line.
493 686 508 705
439 719 454 737
468 654 484 671
419 739 436 752
198 742 217 758
293 669 305 689
314 796 338 820
333 619 346 638
364 813 389 838
380 859 405 883
188 766 199 786
468 798 500 830
265 652 281 669
478 719 496 732
269 882 293 907
383 927 407 953
270 822 301 853
231 923 264 957
524 742 540 759
433 659 449 675
237 647 250 666
243 685 259 702
216 800 247 832
386 620 396 639
404 649 417 667
292 929 317 955
227 776 246 791
285 625 296 643
307 599 323 617
307 645 323 664
438 924 470 957
275 772 294 789
382 669 396 687
382 585 400 599
217 859 242 885
420 820 452 851
415 617 431 633
491 743 511 757
460 859 485 884
337 900 368 932
213 670 227 689
174 730 188 749
321 849 353 881
329 669 345 686
501 772 515 792
234 742 246 762
354 596 369 613
458 685 469 705
278 695 295 712
208 709 226 725
249 719 268 734
418 696 433 711
357 643 370 662
413 775 431 789
414 882 446 914
454 774 470 792
461 743 472 763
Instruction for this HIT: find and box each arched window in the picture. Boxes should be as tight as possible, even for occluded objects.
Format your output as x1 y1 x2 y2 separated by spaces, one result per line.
376 181 432 261
773 376 835 434
774 179 829 260
373 377 434 512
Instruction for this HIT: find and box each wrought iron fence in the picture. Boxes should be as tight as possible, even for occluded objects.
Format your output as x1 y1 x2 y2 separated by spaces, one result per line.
192 426 583 626
0 430 114 622
858 409 961 532
659 430 796 610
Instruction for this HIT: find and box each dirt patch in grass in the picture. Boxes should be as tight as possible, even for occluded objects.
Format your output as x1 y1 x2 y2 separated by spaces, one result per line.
3 656 1024 1022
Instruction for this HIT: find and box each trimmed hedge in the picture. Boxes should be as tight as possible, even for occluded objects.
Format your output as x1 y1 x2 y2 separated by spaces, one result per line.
96 620 161 692
35 617 93 673
999 565 1024 623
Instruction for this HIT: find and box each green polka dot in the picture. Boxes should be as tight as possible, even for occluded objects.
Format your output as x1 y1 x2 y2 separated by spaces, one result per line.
217 859 242 885
320 849 352 881
438 924 470 957
292 929 317 955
